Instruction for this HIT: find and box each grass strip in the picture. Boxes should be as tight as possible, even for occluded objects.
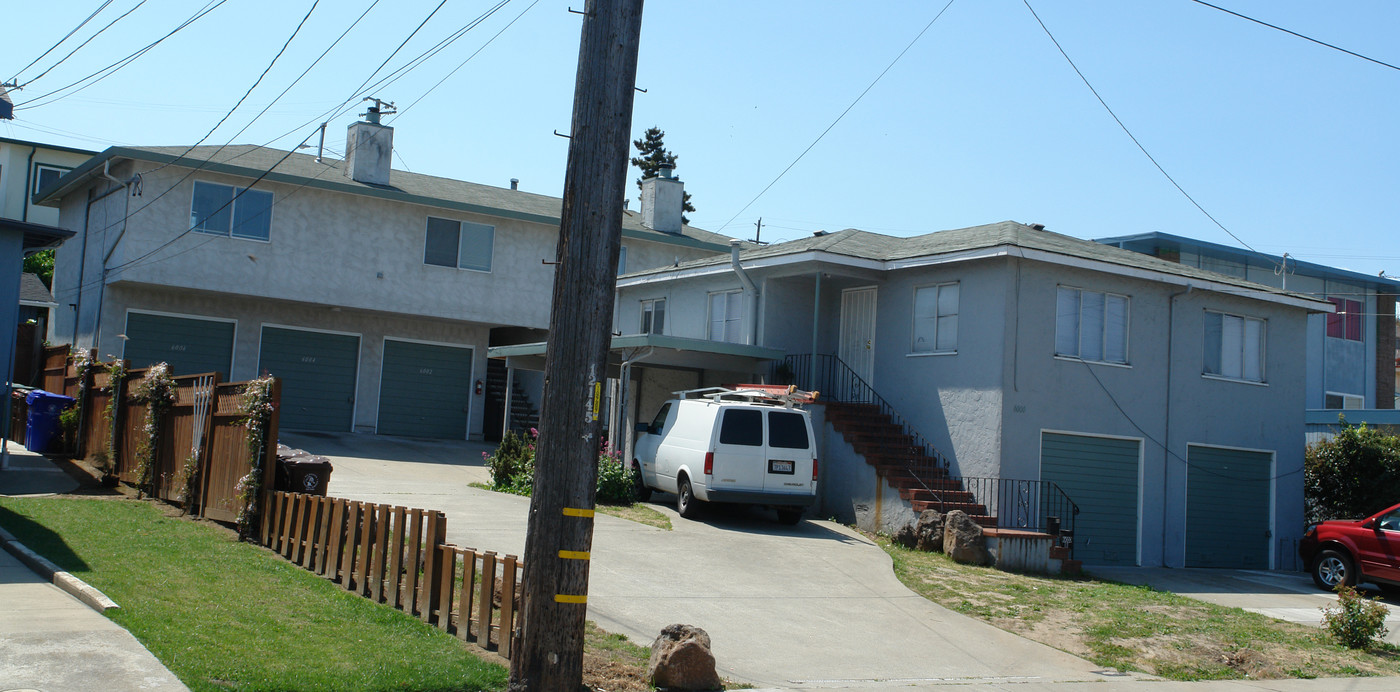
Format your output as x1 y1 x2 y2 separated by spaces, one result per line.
878 535 1400 680
0 496 507 692
468 482 672 530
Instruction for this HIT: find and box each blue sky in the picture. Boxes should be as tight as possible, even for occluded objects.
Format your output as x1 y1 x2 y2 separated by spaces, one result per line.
5 0 1398 281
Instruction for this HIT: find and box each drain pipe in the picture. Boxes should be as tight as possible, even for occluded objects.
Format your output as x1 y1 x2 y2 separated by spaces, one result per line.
730 240 759 345
1162 282 1192 567
619 347 655 466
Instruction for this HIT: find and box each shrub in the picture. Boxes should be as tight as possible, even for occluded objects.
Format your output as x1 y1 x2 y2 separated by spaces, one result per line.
1321 584 1390 649
58 405 80 452
1305 417 1400 524
483 430 638 505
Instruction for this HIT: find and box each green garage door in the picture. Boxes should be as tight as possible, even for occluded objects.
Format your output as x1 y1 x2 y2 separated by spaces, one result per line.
258 326 360 432
377 340 473 439
1186 446 1272 569
123 312 234 378
1041 432 1141 566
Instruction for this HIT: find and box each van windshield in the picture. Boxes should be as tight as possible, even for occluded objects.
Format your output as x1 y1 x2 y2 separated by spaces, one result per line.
768 411 810 449
719 409 763 446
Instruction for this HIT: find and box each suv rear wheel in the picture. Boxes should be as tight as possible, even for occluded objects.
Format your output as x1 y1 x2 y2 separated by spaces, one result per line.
1313 549 1357 590
677 475 699 519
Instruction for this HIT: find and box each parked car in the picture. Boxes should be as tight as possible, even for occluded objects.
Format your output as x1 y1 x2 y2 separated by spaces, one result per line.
632 386 818 524
1300 501 1400 591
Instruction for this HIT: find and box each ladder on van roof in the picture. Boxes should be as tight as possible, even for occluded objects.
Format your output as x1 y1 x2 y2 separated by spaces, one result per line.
672 384 820 408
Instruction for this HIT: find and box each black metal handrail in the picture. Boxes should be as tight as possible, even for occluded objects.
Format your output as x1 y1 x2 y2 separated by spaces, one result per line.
777 353 951 470
952 476 1079 541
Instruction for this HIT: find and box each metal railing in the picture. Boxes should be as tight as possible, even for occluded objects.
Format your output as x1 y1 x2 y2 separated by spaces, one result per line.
777 353 952 470
954 476 1079 540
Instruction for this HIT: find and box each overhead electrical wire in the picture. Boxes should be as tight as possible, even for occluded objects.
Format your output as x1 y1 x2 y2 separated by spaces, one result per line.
9 0 115 84
16 0 228 110
1190 0 1400 73
715 0 959 233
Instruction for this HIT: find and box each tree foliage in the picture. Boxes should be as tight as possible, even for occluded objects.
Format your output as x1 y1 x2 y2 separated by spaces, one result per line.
1304 417 1400 524
630 126 695 223
24 249 54 289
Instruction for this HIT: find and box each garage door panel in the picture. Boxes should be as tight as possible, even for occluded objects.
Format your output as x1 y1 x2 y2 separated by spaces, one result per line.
1042 432 1140 566
1186 446 1271 569
259 327 359 433
377 340 472 439
123 313 234 378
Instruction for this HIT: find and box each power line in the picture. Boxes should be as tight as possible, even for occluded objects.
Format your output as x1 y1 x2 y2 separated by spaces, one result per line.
9 1 115 83
16 0 228 110
716 0 958 233
1021 0 1261 257
1190 0 1400 73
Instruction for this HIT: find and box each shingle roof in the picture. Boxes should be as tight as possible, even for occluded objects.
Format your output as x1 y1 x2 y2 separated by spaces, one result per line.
624 220 1329 305
19 273 54 305
39 144 734 252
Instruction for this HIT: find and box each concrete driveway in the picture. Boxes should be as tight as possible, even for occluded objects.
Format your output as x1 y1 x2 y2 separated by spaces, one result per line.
286 432 1114 688
1088 567 1400 646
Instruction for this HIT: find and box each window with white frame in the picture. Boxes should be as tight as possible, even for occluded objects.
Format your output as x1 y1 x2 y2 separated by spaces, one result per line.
640 298 665 334
1325 392 1364 409
33 164 70 195
424 217 494 271
1203 310 1265 382
708 290 743 343
191 181 273 241
912 282 958 353
1055 286 1129 364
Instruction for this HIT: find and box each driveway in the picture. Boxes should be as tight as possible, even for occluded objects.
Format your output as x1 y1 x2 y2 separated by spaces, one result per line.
1088 567 1400 646
286 432 1114 688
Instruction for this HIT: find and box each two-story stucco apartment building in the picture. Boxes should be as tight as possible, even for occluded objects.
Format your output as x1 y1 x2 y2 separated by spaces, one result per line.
609 221 1332 569
36 117 729 440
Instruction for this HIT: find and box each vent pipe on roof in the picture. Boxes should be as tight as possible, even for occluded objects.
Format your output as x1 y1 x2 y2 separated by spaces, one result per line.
510 178 519 191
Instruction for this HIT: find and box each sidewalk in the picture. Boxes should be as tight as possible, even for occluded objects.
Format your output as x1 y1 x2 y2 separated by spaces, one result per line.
0 442 188 691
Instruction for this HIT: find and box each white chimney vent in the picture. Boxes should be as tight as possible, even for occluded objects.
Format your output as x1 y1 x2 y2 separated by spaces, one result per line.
640 165 684 233
345 99 395 186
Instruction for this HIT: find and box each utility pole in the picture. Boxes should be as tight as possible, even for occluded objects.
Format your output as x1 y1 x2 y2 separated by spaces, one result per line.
509 1 645 691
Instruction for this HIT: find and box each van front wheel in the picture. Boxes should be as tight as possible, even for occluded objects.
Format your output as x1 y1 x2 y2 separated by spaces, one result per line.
677 477 699 519
631 462 652 502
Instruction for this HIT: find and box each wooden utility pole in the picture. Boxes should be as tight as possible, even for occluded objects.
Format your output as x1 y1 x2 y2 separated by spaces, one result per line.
509 1 645 690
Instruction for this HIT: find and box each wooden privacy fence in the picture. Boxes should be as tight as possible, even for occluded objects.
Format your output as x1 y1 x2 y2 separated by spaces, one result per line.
32 345 279 526
261 491 524 659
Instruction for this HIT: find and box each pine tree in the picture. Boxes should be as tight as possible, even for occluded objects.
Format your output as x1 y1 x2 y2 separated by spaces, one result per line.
631 126 696 223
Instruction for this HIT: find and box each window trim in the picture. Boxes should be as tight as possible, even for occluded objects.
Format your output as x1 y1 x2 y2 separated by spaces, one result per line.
707 288 744 343
423 215 495 273
1054 285 1131 365
910 281 959 355
33 163 71 195
1202 309 1267 383
640 297 666 335
1324 391 1365 410
1326 297 1363 342
190 180 274 243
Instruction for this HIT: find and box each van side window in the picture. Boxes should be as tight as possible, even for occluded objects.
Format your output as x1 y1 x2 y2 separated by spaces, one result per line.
768 411 810 449
649 402 672 434
718 409 763 446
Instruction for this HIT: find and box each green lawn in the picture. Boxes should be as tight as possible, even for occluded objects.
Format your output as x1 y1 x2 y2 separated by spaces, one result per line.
0 496 506 692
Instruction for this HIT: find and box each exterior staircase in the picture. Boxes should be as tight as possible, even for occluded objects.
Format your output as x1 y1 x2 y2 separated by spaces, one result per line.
824 402 997 528
484 360 541 442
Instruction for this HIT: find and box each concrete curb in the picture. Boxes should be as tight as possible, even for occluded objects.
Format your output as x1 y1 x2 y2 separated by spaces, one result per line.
0 526 120 613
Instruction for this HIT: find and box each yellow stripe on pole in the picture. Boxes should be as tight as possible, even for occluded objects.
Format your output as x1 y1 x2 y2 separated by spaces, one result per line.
562 507 595 518
555 594 587 604
558 550 590 560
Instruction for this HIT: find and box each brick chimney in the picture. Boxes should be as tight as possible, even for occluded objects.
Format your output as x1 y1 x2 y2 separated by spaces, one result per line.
640 163 684 233
345 103 393 186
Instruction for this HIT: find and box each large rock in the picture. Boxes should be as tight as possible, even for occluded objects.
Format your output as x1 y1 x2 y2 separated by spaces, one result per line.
942 510 992 566
648 624 722 690
892 521 919 549
914 510 945 552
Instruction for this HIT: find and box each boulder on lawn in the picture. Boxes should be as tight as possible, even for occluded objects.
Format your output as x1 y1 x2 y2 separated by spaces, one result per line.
892 521 919 549
648 624 721 691
914 510 945 552
942 510 992 566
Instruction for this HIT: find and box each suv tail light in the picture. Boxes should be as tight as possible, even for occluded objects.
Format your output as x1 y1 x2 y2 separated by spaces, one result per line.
704 452 713 476
812 456 819 482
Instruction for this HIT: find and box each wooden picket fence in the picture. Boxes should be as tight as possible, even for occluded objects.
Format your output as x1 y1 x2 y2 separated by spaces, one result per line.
32 345 279 525
261 490 524 659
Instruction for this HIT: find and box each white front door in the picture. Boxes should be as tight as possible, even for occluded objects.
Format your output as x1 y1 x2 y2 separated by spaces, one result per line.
839 286 877 388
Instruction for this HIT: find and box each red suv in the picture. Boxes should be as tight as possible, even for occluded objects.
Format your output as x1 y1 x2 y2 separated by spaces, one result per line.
1300 502 1400 591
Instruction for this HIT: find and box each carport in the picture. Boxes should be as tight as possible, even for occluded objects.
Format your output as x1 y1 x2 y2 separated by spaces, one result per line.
487 333 785 461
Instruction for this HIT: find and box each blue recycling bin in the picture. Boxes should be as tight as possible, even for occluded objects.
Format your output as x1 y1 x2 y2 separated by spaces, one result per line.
25 390 76 453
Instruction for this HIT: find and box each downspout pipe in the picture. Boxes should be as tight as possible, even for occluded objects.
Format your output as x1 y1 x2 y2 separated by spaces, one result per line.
730 240 759 346
73 164 130 349
1162 282 1192 567
22 145 36 222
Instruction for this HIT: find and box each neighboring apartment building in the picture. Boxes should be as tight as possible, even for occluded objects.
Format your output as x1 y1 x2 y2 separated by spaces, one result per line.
1097 232 1399 411
0 136 96 227
610 221 1330 569
35 116 729 440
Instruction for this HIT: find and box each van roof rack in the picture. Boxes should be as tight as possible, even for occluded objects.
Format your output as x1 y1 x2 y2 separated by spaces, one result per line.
672 384 819 408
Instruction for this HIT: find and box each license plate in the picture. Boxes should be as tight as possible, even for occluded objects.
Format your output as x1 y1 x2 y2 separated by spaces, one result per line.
769 459 794 475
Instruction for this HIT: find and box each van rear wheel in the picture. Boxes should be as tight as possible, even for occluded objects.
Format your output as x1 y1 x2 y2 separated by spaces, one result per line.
777 509 802 525
677 476 699 519
631 462 652 502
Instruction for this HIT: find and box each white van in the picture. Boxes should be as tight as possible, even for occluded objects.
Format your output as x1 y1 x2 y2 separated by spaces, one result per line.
632 386 818 525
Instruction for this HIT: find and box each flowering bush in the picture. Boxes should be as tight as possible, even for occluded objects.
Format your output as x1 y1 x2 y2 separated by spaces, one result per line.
235 376 277 538
132 363 177 498
1322 584 1390 649
483 428 638 505
99 361 126 476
